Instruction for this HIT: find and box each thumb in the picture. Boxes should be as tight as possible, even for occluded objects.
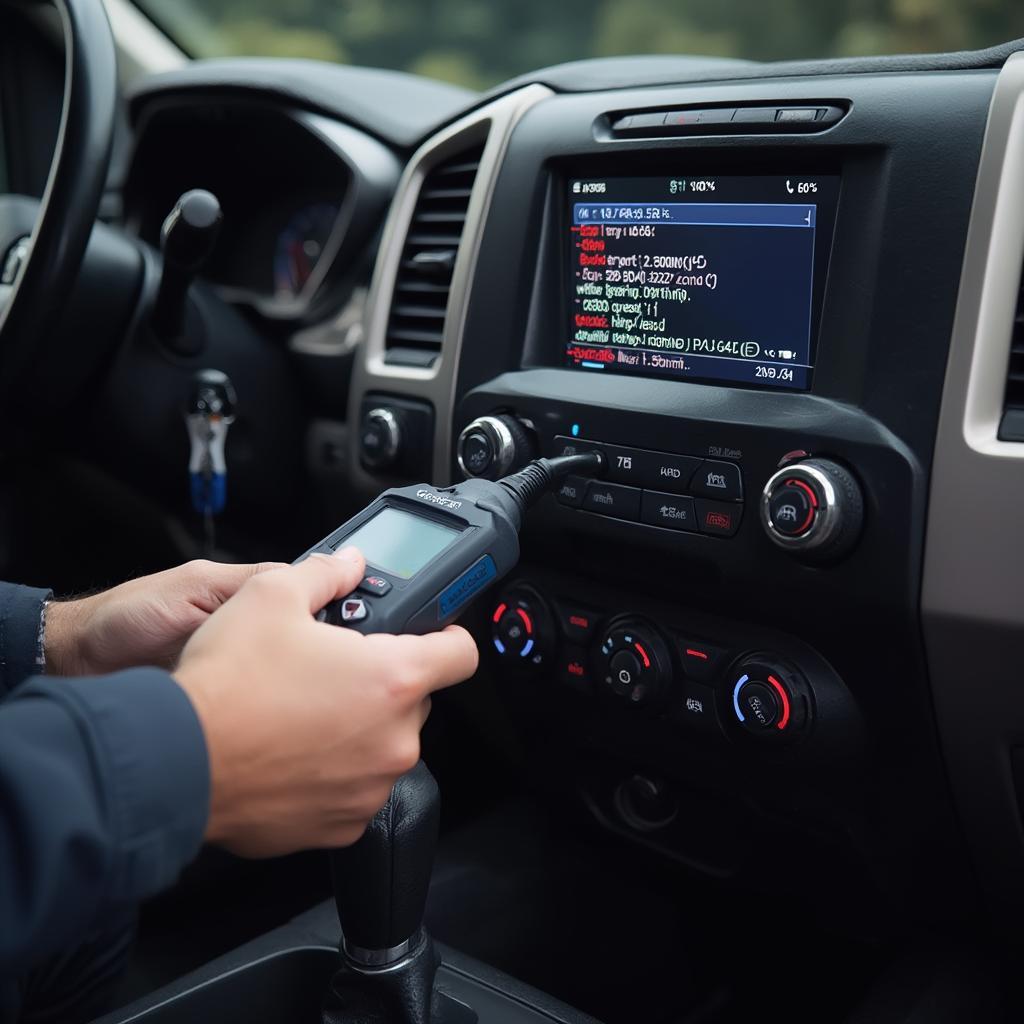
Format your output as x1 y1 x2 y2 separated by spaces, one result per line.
284 547 367 615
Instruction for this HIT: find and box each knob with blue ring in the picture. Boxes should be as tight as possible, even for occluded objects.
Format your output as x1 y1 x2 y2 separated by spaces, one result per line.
728 656 809 741
596 618 672 709
489 585 551 670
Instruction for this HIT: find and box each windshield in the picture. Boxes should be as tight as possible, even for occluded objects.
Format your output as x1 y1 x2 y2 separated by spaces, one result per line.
136 1 1024 91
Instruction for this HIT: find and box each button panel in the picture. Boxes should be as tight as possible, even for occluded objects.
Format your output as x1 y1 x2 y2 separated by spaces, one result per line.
690 460 744 501
611 104 846 136
641 491 697 532
555 435 743 539
583 480 642 521
555 475 587 509
696 500 743 538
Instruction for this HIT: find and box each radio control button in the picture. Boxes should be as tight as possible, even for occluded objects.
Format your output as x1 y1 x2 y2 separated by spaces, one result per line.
583 481 642 521
690 460 743 501
761 458 863 560
460 431 494 476
459 415 535 480
555 475 587 509
602 443 648 487
636 451 702 494
696 499 743 537
640 491 697 532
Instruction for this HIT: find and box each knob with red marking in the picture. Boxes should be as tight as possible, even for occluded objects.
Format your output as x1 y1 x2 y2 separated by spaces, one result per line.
597 619 672 708
728 656 809 741
490 586 551 670
760 457 863 561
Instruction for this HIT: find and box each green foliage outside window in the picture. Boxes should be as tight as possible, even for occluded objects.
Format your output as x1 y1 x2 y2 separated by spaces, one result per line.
139 0 1024 91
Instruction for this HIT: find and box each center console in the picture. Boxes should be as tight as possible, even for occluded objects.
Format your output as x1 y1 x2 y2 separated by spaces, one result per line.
349 66 999 934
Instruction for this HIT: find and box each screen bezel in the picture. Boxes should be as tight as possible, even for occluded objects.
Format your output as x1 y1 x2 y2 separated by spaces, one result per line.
559 172 841 393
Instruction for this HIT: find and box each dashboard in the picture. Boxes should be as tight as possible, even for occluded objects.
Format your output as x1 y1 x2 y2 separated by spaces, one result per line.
11 11 1024 956
339 55 1024 940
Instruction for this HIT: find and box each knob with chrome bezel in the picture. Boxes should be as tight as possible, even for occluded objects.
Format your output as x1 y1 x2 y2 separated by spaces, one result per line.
457 414 535 480
760 457 863 561
360 406 403 470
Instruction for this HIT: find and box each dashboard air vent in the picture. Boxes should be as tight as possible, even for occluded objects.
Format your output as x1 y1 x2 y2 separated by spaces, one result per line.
384 142 486 368
998 268 1024 441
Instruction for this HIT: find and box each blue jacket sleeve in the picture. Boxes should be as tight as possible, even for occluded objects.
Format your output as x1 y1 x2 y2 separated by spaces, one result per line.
0 583 52 697
0 669 210 973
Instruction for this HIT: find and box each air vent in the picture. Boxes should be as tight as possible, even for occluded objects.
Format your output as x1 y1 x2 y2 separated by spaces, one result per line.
384 142 486 368
998 272 1024 441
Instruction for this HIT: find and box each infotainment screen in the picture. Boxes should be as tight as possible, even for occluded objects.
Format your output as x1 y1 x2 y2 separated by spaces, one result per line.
565 175 840 391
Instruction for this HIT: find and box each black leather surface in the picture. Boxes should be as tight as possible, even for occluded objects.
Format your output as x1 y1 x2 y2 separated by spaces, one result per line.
0 0 117 408
127 60 476 150
331 763 440 953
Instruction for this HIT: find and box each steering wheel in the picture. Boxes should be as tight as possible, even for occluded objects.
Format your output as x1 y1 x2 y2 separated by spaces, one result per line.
0 0 117 405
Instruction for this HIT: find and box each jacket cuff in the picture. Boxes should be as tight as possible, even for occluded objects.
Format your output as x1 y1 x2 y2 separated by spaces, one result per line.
0 584 52 696
19 668 211 903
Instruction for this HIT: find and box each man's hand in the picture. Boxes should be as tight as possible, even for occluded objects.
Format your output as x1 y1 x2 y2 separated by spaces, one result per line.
173 548 479 856
44 560 283 677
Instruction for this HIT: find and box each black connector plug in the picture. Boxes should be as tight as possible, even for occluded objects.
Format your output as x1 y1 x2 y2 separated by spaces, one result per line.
498 450 605 516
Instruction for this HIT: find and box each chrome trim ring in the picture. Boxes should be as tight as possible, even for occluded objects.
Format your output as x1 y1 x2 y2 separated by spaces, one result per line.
760 462 843 554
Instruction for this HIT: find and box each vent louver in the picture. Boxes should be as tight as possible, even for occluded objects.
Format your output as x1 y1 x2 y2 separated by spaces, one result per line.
998 272 1024 441
384 143 486 368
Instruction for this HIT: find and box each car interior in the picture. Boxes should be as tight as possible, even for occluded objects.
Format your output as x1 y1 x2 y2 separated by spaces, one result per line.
3 0 1024 1021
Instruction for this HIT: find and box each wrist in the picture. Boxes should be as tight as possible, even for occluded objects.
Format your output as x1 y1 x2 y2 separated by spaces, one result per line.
173 662 228 846
44 598 94 676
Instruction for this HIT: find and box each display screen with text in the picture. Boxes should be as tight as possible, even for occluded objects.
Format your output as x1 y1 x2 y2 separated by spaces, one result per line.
565 175 840 391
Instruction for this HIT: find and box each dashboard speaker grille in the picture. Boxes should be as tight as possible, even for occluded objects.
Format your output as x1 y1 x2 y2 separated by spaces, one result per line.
384 142 486 368
998 271 1024 441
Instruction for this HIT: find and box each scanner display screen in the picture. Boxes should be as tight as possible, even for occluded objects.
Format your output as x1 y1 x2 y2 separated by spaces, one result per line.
339 507 460 580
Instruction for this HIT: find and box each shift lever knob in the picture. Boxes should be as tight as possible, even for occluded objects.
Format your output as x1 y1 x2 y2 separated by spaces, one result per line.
153 189 223 349
331 762 440 967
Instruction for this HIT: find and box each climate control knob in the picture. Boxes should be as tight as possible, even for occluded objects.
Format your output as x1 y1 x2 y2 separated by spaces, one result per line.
490 586 551 670
457 414 536 480
596 619 672 708
360 407 402 471
760 458 863 561
727 656 809 742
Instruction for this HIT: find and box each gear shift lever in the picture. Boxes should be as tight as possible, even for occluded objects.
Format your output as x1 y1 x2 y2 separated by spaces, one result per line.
331 761 440 966
324 762 455 1024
